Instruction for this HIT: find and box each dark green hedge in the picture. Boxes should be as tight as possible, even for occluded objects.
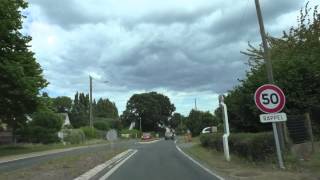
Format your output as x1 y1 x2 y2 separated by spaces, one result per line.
200 132 275 161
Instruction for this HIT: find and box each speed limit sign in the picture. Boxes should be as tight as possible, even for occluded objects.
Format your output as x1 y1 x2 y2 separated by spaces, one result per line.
254 84 286 113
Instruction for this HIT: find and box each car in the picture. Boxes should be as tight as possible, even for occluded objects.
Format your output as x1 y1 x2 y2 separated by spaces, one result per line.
141 133 152 140
165 129 175 140
201 127 213 134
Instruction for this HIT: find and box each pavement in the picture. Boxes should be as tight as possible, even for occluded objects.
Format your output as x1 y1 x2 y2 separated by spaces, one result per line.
0 140 136 173
96 139 221 180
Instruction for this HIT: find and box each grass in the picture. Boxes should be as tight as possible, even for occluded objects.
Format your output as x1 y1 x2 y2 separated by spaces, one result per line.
180 139 320 180
0 139 109 158
0 147 126 180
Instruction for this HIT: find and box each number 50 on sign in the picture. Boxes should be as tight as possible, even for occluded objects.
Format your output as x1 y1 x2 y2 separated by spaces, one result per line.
254 84 286 114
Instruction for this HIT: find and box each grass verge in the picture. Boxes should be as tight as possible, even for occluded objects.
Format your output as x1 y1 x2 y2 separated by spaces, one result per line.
181 142 320 180
0 139 108 158
0 147 126 180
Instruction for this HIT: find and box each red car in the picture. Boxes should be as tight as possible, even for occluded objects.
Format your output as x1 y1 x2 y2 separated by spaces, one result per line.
141 133 152 140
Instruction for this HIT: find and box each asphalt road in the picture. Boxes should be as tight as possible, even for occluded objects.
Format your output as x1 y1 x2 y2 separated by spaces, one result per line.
0 140 136 173
104 140 221 180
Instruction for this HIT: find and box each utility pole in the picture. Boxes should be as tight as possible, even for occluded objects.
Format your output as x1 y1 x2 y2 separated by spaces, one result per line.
89 76 93 128
254 0 285 169
194 98 197 110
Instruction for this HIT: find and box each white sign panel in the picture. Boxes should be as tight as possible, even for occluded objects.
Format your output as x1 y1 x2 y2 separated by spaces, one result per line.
259 113 287 123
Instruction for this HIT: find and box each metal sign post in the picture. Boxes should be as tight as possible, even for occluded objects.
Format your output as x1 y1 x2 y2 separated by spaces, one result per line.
254 84 286 169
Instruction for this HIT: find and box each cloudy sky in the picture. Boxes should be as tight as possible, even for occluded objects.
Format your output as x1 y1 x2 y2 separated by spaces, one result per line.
23 0 317 115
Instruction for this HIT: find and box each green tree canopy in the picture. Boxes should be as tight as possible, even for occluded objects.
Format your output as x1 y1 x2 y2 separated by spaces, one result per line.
52 96 72 113
224 4 320 132
121 92 175 132
185 110 217 136
69 92 90 128
0 0 47 134
94 98 119 118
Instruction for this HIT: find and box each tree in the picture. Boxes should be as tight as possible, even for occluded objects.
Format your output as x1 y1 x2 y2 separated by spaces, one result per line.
53 96 72 113
169 113 184 129
0 0 47 140
185 110 216 136
94 98 118 118
223 4 320 132
19 110 63 144
69 92 90 128
122 92 175 132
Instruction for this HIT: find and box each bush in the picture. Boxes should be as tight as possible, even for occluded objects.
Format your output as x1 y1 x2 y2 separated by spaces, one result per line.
63 129 85 144
120 129 141 138
93 121 110 131
80 126 99 139
19 111 64 144
200 132 275 161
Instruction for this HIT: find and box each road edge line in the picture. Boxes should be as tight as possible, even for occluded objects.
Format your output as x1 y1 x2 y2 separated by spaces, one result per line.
175 145 224 180
99 149 138 180
74 149 134 180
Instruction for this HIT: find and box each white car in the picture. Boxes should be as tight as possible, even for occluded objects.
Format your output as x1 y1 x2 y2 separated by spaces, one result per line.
201 127 214 134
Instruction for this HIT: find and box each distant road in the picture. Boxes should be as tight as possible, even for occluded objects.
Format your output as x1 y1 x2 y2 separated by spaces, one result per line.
102 140 221 180
0 140 136 173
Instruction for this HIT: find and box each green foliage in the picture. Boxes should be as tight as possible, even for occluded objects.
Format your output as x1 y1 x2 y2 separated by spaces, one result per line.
169 113 184 129
93 121 110 131
19 111 63 144
200 132 275 161
0 0 47 136
63 129 85 144
80 126 99 139
223 4 320 132
69 92 89 128
52 96 72 113
186 110 218 136
121 92 175 132
94 98 119 118
120 129 141 138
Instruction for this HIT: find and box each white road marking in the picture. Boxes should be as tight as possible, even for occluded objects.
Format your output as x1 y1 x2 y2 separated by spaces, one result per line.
175 145 224 180
99 149 138 180
137 139 161 144
74 149 134 180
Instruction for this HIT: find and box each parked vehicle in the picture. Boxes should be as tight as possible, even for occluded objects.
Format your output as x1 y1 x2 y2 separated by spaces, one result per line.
165 128 175 140
201 127 213 134
141 132 152 140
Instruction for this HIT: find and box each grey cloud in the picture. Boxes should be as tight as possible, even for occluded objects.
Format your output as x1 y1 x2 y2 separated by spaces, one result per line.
27 0 308 97
28 0 105 28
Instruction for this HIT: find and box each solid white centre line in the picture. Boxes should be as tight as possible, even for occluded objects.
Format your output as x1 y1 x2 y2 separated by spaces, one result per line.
99 150 138 180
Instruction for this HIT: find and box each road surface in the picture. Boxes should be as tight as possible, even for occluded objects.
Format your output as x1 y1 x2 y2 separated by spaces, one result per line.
101 140 221 180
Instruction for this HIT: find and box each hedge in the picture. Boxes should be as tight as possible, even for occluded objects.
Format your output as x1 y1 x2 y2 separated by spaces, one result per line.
63 129 86 144
80 126 99 139
200 132 275 161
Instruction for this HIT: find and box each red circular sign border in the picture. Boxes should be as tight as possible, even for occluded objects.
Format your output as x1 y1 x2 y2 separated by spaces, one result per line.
254 84 286 113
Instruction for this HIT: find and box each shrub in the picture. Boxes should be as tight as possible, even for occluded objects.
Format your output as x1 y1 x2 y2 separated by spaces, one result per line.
93 121 110 131
80 126 99 139
200 132 275 161
19 111 64 144
120 129 141 138
63 129 85 144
